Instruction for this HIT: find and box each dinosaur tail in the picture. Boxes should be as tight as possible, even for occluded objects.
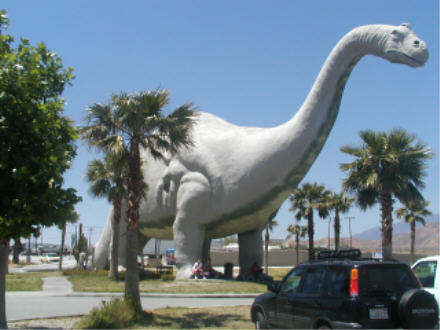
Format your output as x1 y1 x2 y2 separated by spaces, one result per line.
92 206 113 269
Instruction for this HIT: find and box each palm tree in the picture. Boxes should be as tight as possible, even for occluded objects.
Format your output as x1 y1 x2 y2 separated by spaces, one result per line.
86 152 127 280
264 215 278 275
287 224 307 265
327 192 354 251
340 129 432 260
395 199 431 264
82 89 195 311
289 182 330 261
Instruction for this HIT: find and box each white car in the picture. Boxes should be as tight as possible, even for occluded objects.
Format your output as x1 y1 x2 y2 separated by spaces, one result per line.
40 253 59 263
412 255 440 317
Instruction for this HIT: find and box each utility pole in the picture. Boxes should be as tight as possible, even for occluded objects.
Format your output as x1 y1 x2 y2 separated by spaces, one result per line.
345 216 355 248
88 227 93 256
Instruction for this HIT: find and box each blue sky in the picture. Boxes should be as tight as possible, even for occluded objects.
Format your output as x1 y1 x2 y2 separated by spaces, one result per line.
3 1 438 245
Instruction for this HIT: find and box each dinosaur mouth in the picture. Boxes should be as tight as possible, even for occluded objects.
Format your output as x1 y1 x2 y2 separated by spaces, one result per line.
386 50 426 66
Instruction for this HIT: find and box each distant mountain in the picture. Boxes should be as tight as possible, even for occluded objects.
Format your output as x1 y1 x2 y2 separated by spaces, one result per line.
314 220 439 254
353 214 439 241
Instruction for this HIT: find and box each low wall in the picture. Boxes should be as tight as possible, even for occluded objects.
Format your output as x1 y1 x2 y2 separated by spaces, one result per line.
210 249 309 267
210 249 428 267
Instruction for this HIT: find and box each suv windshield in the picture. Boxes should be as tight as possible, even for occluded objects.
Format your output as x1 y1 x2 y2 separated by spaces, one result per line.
359 264 420 297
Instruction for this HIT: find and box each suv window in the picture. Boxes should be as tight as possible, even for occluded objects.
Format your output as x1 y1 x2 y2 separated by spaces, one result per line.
359 265 420 297
326 266 349 297
302 267 326 295
280 267 305 294
413 260 437 288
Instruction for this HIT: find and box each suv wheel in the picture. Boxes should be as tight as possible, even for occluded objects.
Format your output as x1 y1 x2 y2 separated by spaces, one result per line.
398 289 439 329
255 311 269 329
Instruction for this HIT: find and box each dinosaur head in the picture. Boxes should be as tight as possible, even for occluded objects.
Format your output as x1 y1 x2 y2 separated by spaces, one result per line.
383 23 428 67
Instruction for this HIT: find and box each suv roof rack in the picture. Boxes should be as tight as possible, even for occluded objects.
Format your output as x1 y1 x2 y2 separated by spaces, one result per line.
317 249 362 260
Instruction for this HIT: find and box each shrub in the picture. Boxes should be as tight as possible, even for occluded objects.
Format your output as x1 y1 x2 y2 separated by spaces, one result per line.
160 273 175 281
76 297 152 329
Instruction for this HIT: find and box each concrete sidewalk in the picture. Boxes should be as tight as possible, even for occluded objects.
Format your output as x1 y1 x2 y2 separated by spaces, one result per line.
42 276 73 293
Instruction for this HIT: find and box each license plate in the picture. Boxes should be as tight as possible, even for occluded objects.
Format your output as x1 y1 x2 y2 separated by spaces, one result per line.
369 307 388 320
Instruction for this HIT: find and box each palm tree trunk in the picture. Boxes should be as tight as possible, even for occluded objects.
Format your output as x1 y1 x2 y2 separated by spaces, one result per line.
410 221 415 265
58 225 66 271
109 200 121 280
264 226 269 275
334 209 340 251
295 234 300 266
307 210 315 261
125 142 142 311
0 240 8 328
125 223 140 310
380 193 393 260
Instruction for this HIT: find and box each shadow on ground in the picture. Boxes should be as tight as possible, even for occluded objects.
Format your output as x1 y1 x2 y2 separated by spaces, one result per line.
149 311 252 329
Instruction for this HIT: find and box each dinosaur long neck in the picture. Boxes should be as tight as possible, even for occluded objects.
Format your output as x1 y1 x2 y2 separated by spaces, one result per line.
275 25 389 187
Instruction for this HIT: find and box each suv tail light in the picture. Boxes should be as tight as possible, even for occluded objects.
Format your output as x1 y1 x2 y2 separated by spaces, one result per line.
350 268 359 297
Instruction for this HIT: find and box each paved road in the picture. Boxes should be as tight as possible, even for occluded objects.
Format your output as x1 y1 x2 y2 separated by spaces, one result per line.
6 292 255 321
6 276 255 321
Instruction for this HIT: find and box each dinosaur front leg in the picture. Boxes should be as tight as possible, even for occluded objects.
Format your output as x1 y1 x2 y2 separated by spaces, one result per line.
172 172 210 279
173 217 205 278
202 238 212 263
238 226 264 279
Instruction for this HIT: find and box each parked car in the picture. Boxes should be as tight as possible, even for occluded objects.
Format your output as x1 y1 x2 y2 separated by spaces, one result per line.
412 255 440 322
40 252 59 263
251 249 439 329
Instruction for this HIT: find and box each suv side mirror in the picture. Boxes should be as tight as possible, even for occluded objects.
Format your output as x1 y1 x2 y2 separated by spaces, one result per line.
268 281 280 293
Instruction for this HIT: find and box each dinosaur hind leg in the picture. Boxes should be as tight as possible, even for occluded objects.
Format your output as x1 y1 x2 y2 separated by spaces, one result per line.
117 221 150 268
238 226 264 279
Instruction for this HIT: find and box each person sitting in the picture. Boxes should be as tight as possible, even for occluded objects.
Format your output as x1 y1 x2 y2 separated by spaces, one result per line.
251 262 273 284
202 259 221 279
191 258 204 278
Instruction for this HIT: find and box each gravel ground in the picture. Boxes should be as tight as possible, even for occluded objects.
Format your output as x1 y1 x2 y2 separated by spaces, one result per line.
8 316 83 329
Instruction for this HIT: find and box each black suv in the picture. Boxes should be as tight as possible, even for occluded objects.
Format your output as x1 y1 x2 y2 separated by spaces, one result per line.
251 249 439 329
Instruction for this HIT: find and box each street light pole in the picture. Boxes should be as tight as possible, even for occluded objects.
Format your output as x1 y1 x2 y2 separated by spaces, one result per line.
345 216 355 248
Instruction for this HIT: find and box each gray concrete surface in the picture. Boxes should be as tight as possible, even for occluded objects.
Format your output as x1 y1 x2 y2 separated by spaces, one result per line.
6 293 254 321
42 276 73 293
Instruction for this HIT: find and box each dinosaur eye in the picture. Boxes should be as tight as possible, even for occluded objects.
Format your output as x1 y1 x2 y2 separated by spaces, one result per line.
413 40 420 48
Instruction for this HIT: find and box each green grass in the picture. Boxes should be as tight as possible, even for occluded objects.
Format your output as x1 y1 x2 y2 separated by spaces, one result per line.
6 271 62 291
75 298 253 329
5 267 291 293
63 267 291 294
266 267 290 281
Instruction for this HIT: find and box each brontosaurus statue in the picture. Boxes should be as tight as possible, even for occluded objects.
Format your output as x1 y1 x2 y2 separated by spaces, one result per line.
93 23 428 278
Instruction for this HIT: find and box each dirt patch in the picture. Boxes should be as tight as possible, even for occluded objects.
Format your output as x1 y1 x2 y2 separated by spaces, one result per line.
8 316 82 329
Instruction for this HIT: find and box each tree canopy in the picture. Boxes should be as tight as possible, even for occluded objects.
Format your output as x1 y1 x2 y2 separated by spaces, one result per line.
340 128 432 259
0 9 81 242
289 182 330 260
